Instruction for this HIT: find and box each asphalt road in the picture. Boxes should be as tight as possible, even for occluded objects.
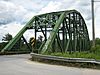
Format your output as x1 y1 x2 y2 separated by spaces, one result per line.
0 54 100 75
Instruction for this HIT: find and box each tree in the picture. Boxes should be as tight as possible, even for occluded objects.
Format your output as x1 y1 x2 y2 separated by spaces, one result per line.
2 33 12 41
95 38 100 45
38 35 43 42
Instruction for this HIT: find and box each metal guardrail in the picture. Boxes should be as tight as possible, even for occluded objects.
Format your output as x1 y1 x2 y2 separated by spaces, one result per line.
31 53 100 64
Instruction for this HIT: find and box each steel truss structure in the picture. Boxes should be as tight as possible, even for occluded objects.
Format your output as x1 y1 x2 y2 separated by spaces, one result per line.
1 10 90 54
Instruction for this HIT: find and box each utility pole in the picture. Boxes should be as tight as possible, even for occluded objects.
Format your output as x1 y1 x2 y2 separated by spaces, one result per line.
91 0 95 47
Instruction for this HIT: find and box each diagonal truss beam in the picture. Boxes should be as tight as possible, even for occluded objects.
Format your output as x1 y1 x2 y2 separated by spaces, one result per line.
1 17 35 52
41 12 66 54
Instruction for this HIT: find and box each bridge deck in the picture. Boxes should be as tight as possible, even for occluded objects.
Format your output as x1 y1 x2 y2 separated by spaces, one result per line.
0 54 100 75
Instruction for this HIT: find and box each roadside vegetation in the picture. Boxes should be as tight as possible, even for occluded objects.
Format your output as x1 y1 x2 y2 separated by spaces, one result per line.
50 38 100 60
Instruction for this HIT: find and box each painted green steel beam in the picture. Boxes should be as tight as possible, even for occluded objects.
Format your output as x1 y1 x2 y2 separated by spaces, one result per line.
56 35 63 52
65 38 71 53
41 12 66 54
1 17 35 52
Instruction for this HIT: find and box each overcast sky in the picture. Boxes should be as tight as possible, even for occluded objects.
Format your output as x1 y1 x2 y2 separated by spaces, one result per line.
0 0 100 41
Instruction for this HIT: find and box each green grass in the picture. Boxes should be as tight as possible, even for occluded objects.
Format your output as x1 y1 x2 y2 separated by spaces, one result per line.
49 52 100 60
48 45 100 60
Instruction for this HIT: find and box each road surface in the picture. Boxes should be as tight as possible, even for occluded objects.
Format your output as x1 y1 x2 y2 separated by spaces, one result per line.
0 54 100 75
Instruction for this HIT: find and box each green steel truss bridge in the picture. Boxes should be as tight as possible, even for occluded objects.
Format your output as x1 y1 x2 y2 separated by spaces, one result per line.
1 10 90 54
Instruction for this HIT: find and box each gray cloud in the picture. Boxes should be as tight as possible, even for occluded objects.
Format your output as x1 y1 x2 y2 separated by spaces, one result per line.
0 1 27 24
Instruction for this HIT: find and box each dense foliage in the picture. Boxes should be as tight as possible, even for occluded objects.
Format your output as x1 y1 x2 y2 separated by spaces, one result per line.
2 33 12 41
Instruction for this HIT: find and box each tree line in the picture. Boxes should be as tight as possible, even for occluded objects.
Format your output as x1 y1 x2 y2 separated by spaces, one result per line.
0 33 43 52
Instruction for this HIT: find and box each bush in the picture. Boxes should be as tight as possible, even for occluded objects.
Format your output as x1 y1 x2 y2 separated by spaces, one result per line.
91 45 100 54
